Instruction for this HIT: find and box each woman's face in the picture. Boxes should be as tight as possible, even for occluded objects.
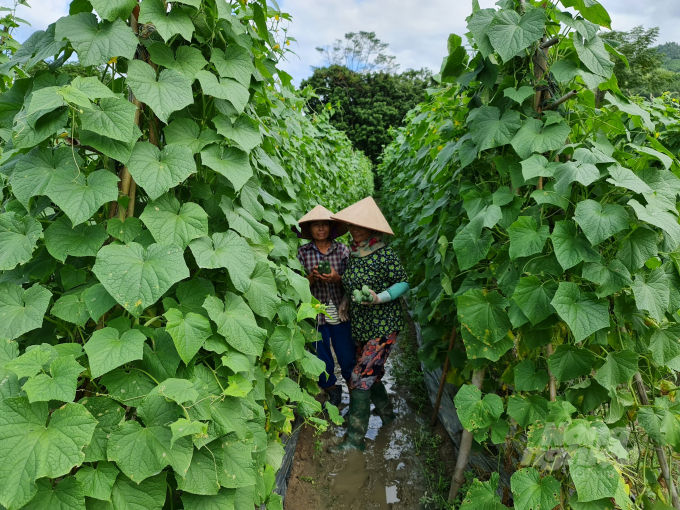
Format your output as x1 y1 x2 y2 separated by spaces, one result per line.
310 221 331 241
347 224 372 243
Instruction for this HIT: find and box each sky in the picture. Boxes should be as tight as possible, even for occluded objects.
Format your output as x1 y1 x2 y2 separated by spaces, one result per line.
10 0 680 85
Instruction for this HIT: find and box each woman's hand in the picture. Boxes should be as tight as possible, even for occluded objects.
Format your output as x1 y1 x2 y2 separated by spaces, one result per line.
338 296 349 321
360 289 381 305
318 266 341 284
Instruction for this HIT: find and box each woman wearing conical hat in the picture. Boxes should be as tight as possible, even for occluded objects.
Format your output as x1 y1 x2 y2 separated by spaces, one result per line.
295 205 356 408
327 197 410 453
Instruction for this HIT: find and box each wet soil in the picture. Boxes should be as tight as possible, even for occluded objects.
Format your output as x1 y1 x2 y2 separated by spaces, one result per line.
284 322 456 510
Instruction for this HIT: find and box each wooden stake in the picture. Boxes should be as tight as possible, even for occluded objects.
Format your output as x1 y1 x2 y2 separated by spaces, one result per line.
431 326 457 427
449 368 484 503
546 343 556 401
634 372 680 509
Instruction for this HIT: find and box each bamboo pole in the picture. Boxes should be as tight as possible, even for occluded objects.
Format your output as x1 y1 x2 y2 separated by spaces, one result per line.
448 368 484 503
634 373 680 509
546 343 556 401
543 90 578 111
431 326 457 427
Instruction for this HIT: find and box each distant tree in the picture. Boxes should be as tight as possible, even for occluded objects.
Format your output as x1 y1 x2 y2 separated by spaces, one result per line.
605 26 679 97
315 32 399 74
656 41 680 73
301 65 432 165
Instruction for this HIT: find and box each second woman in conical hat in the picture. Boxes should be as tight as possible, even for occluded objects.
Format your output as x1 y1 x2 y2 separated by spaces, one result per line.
295 205 356 409
327 197 410 453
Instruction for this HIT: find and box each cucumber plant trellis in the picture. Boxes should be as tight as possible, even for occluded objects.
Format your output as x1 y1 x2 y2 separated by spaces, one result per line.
379 0 680 508
0 1 372 509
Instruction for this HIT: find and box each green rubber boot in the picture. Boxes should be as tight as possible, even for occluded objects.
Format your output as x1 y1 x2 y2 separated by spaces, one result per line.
371 381 396 426
327 388 371 453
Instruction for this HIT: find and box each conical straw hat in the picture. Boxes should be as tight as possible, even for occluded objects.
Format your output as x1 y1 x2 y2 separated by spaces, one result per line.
331 197 394 235
296 205 348 240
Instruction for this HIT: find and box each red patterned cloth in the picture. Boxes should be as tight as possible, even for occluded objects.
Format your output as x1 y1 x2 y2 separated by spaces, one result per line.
350 330 398 390
296 240 349 325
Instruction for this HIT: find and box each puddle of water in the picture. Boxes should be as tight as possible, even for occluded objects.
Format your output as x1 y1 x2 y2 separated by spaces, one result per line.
386 485 400 504
329 451 369 496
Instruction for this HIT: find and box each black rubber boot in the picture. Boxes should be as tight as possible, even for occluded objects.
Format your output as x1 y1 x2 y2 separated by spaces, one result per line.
371 381 396 426
326 386 342 408
327 388 371 453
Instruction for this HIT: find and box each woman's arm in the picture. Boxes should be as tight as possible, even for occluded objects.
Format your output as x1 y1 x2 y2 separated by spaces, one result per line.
376 281 410 303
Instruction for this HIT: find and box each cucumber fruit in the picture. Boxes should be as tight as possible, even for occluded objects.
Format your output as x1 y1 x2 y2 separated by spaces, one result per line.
353 286 374 303
318 260 331 275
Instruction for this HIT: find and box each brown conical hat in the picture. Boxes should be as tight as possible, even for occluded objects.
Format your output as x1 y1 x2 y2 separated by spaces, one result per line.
331 197 394 235
296 205 348 240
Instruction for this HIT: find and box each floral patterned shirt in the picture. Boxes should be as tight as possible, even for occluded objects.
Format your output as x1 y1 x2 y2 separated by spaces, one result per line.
342 246 408 343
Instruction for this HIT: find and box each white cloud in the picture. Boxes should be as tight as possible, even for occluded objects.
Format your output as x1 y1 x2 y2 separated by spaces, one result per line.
13 0 69 42
277 0 680 85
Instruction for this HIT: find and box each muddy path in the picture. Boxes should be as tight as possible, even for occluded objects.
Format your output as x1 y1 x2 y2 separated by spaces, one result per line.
284 315 457 510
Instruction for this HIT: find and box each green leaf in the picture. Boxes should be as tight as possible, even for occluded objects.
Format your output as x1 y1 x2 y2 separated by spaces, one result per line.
0 398 96 510
126 60 194 124
19 476 85 510
638 397 680 450
617 227 658 272
101 369 156 404
574 199 628 246
106 217 142 244
467 9 496 57
80 127 140 165
211 46 255 88
68 76 117 102
92 242 190 316
649 325 680 367
80 97 139 143
488 8 546 63
243 261 280 320
512 276 557 325
148 43 208 80
0 283 52 340
51 294 90 326
89 0 137 21
554 161 600 194
521 154 558 180
75 461 119 501
44 216 108 263
220 201 270 244
164 308 212 364
452 215 493 271
504 85 535 104
561 0 611 28
218 435 256 488
203 294 266 356
548 344 597 382
149 379 199 404
468 106 521 152
507 394 549 427
581 259 631 298
139 329 181 381
551 220 600 271
110 473 167 510
22 355 84 403
139 193 209 249
127 142 196 200
514 359 549 392
508 216 549 259
55 14 138 67
460 473 508 510
188 232 256 293
458 289 511 345
551 282 609 342
45 169 119 226
453 384 503 432
267 326 304 366
632 268 669 322
82 284 117 322
5 344 57 380
213 114 263 153
606 165 652 194
139 0 194 41
569 447 619 502
629 198 680 247
197 72 250 114
593 350 638 388
0 212 42 271
574 34 613 78
511 118 571 159
604 92 654 131
176 445 221 496
200 145 253 193
84 327 146 378
26 86 66 117
182 489 236 510
170 419 208 448
10 146 80 208
510 467 560 510
164 118 220 154
107 397 193 482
